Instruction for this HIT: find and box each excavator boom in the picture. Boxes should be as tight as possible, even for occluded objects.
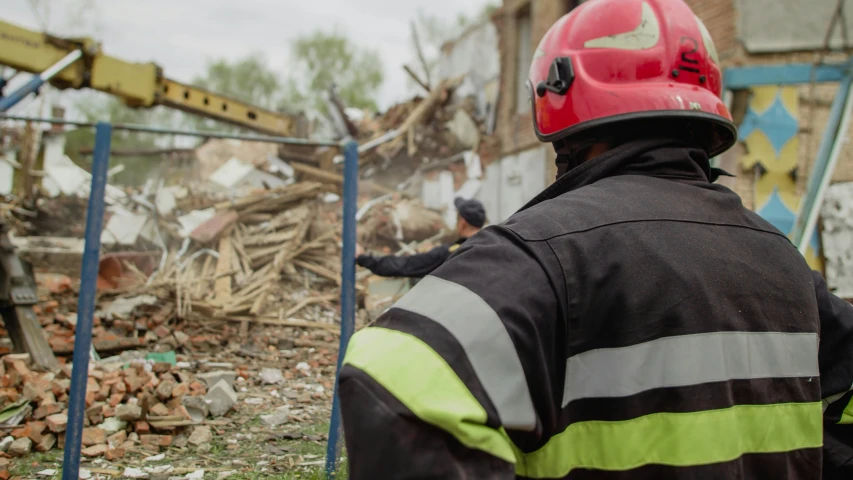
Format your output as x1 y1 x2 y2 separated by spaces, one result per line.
0 18 298 136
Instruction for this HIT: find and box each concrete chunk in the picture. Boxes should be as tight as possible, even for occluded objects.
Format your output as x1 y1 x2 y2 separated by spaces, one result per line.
97 417 127 435
259 368 283 385
204 380 237 417
0 436 13 452
8 437 32 457
188 426 212 447
181 396 209 423
196 371 237 389
260 406 290 427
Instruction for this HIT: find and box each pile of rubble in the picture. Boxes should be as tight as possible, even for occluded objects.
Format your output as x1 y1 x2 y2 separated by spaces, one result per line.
0 351 233 459
0 69 492 476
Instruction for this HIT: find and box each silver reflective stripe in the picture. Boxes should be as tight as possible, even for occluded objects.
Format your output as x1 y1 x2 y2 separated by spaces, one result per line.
393 275 537 431
563 331 819 406
823 382 853 413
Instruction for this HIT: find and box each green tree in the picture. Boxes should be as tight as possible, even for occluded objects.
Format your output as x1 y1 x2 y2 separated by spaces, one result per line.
192 53 281 107
186 52 287 133
289 30 384 112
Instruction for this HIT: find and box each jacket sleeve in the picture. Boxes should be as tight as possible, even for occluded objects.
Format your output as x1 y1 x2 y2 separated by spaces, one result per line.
812 271 853 478
356 245 450 278
340 225 565 479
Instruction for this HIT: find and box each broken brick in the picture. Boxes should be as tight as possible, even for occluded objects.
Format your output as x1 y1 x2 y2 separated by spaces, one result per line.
116 404 141 422
153 325 171 339
108 393 124 408
86 402 104 420
140 434 172 447
0 388 19 405
46 413 68 433
107 430 127 446
156 380 176 401
82 444 107 457
153 362 172 374
82 427 106 446
171 383 190 398
135 421 150 435
6 361 30 386
98 383 111 401
110 381 127 396
33 402 63 420
21 378 52 403
149 403 170 417
105 447 126 460
35 433 57 453
124 375 147 393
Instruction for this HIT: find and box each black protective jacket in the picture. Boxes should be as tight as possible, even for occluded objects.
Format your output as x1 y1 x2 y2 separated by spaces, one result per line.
356 238 467 278
340 139 853 479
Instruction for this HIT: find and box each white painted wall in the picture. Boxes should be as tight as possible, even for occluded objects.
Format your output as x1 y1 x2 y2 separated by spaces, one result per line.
821 181 853 298
477 147 548 224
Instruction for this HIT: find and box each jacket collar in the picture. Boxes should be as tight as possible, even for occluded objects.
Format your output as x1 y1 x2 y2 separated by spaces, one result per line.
519 139 725 212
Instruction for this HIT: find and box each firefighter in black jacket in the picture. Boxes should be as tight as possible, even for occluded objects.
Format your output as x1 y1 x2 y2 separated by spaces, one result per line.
355 197 486 278
338 0 853 478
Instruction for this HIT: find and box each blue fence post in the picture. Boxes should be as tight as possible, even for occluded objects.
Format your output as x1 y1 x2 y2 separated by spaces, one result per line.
325 140 359 478
61 122 112 480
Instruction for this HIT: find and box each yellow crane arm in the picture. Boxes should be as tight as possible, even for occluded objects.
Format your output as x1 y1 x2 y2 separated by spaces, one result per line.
0 19 298 136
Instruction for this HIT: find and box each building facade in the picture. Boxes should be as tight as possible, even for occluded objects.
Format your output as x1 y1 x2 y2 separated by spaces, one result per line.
487 0 853 295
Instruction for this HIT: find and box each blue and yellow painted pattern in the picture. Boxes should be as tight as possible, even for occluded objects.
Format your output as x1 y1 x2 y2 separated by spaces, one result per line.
738 86 823 271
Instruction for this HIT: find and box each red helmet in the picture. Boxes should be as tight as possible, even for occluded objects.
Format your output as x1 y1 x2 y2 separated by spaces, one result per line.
528 0 736 157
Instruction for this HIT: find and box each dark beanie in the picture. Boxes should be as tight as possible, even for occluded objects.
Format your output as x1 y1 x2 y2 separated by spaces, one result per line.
454 197 486 228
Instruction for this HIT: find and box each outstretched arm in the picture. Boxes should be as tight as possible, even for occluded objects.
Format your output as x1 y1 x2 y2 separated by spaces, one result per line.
356 245 451 278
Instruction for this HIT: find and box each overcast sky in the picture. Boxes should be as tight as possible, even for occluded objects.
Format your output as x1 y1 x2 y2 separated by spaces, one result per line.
5 0 491 113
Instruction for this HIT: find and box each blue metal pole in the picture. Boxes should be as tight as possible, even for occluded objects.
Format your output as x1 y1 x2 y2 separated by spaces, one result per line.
61 122 112 480
0 76 45 112
0 50 83 112
325 140 359 478
791 66 853 250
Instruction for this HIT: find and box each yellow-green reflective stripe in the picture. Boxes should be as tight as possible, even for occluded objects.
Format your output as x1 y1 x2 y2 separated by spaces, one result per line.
516 402 823 478
343 327 517 464
838 395 853 424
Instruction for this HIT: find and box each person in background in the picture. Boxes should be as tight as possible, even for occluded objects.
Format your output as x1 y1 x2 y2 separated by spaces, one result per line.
355 197 486 278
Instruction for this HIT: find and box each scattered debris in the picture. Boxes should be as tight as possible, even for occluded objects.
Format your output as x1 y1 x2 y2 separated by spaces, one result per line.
0 60 484 476
187 426 212 447
260 406 290 427
259 368 284 385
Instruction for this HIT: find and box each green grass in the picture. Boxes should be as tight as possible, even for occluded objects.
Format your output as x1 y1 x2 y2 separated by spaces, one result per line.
9 450 64 477
8 422 349 479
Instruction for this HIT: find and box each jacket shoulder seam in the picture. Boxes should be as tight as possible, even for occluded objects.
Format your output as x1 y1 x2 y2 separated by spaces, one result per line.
508 218 791 243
